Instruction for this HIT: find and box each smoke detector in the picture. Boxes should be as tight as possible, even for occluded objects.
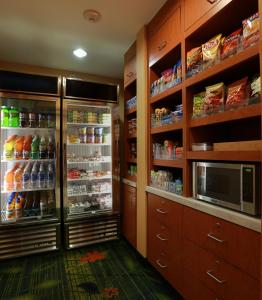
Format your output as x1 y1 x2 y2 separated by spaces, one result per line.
83 9 101 23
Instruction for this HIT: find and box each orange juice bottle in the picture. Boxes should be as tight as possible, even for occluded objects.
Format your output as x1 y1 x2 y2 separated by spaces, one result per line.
14 136 24 160
22 135 32 160
4 164 19 190
14 164 25 190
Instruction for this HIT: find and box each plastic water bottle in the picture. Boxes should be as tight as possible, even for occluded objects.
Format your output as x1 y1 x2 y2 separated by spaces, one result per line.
38 163 46 188
47 163 54 188
30 162 38 189
175 178 183 195
22 163 31 189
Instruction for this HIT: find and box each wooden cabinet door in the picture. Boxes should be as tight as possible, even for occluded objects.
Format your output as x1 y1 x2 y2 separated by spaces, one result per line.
183 207 260 279
122 184 137 247
184 0 223 32
148 5 181 66
124 55 136 88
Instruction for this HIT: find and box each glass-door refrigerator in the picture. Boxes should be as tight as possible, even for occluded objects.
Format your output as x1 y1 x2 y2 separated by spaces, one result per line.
63 100 119 249
0 92 61 259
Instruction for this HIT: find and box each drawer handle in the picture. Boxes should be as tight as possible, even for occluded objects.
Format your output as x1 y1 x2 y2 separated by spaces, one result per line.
156 234 168 241
156 259 167 269
127 71 134 77
206 270 226 284
207 233 225 243
157 41 167 51
156 208 167 214
207 0 217 3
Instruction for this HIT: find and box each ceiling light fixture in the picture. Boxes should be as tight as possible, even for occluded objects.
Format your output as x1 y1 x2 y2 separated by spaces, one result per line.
73 48 87 58
83 9 101 23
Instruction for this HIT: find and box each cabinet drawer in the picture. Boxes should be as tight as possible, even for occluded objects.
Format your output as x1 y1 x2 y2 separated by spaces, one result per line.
184 239 259 300
183 207 260 279
148 5 181 66
184 0 222 32
124 56 136 88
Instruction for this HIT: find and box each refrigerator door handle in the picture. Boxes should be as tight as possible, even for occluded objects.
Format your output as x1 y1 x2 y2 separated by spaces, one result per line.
63 143 67 170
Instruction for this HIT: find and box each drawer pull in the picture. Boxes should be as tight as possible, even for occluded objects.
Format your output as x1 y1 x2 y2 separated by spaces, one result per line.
157 41 167 51
156 234 168 241
156 259 167 269
127 71 134 77
207 0 217 3
156 208 167 214
206 270 225 284
207 233 225 243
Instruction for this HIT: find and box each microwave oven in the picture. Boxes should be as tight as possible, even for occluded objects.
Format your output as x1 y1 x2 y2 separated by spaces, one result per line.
193 162 260 216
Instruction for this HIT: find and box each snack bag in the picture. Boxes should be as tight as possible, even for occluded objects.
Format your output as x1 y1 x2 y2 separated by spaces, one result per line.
221 29 242 60
204 82 225 114
192 92 205 118
202 34 222 67
242 13 259 48
176 60 182 84
226 77 248 109
187 46 202 75
161 68 173 90
250 76 261 97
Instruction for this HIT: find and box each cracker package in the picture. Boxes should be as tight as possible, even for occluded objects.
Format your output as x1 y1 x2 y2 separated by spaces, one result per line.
186 46 202 75
204 82 225 114
192 92 205 118
221 29 242 60
242 12 259 48
202 34 222 66
226 77 248 109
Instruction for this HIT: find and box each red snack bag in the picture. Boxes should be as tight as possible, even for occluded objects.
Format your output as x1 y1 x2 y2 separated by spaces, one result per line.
226 77 248 108
242 13 259 48
221 29 242 59
204 82 225 114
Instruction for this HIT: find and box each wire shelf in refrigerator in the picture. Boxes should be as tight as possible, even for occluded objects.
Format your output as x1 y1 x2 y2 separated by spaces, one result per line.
1 187 55 194
67 143 111 146
67 191 112 197
1 159 55 163
1 127 56 131
67 175 112 182
67 122 111 127
67 208 112 217
1 211 56 224
67 159 112 164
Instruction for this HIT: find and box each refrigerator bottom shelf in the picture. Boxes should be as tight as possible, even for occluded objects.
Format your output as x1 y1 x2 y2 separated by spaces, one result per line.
68 207 112 216
1 211 56 224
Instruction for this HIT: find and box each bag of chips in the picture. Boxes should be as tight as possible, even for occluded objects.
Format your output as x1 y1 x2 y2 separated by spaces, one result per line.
192 92 205 118
242 13 259 49
225 77 248 109
186 46 202 76
204 82 225 114
250 76 261 97
202 34 222 68
221 29 242 60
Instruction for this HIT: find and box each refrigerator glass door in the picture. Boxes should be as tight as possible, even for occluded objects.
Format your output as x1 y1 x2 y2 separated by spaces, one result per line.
64 102 113 220
0 95 60 224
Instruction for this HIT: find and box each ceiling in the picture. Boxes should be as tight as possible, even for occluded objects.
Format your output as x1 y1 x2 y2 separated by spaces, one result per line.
0 0 166 79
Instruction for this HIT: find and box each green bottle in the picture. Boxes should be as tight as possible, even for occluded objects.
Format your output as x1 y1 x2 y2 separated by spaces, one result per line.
31 135 40 159
8 106 19 127
1 106 9 127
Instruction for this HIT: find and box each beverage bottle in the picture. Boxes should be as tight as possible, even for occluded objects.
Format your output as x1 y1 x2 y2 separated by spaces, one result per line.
1 106 9 127
4 164 19 190
39 136 47 159
19 110 28 128
3 135 17 160
14 164 25 190
40 191 48 217
175 178 183 195
14 136 24 160
23 192 34 216
38 113 46 128
22 135 32 160
47 163 54 188
15 192 26 219
47 136 55 159
29 112 37 128
38 163 46 188
47 190 55 215
47 113 55 128
30 162 38 189
32 192 40 216
6 192 17 220
30 135 39 159
22 163 31 189
8 106 19 127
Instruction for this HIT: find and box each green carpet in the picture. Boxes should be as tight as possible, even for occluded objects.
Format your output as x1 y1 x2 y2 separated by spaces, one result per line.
0 239 183 300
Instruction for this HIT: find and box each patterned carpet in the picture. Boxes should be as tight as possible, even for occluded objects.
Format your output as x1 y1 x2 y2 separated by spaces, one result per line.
0 239 183 300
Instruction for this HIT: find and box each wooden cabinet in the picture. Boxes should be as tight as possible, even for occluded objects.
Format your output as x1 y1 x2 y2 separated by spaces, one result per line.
148 4 181 66
184 0 223 32
122 184 137 248
124 42 136 88
147 193 183 293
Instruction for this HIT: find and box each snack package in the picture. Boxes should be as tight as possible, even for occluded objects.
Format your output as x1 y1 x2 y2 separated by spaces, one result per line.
192 92 205 118
187 46 202 75
221 29 242 60
250 76 261 98
242 13 259 49
202 34 222 67
176 60 182 84
226 77 248 109
204 82 225 114
161 68 173 90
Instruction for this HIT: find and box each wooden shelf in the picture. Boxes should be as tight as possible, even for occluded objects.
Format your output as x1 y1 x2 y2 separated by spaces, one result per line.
125 107 137 115
153 159 184 168
190 103 261 127
185 44 259 88
187 151 261 162
150 84 182 104
125 175 137 182
126 158 137 164
151 122 183 134
127 134 137 139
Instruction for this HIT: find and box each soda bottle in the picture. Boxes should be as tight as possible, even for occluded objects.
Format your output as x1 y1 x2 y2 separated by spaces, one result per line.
3 135 17 160
4 164 19 190
22 135 32 160
30 135 39 159
6 192 17 220
40 191 48 217
39 136 47 159
8 106 19 127
38 163 46 188
19 110 28 128
38 113 46 128
30 162 38 188
47 113 55 128
14 136 24 160
14 164 25 190
29 113 37 128
47 136 55 159
1 106 9 127
22 163 31 189
47 163 54 188
15 192 26 219
47 190 55 215
23 192 34 216
32 192 40 216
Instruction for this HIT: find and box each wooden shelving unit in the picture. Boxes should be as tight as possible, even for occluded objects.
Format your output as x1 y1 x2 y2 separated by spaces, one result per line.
187 151 261 162
150 84 182 104
153 159 184 168
151 122 183 134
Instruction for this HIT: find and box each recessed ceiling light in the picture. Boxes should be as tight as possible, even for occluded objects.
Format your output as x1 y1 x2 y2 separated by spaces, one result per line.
83 9 101 23
73 48 87 58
